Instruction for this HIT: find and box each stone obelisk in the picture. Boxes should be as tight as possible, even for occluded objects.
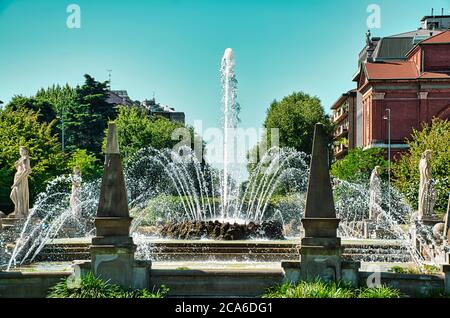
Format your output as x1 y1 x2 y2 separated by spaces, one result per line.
300 123 343 282
90 122 136 288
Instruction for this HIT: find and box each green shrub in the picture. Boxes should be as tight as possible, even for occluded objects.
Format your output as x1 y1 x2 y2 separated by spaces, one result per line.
388 264 440 275
262 280 401 298
357 286 401 298
262 280 354 298
67 148 101 181
393 119 450 215
47 272 168 298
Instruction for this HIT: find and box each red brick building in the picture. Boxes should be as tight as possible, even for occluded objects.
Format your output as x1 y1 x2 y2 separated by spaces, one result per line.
332 15 450 159
356 31 450 157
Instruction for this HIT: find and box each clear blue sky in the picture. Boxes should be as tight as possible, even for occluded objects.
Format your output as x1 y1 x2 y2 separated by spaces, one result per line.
0 0 449 132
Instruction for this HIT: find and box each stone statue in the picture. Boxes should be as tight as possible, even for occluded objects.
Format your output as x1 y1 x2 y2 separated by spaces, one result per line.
9 146 32 219
418 150 435 220
369 166 382 221
70 166 82 218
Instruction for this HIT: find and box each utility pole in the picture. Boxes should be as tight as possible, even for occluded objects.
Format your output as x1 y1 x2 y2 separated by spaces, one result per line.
383 108 391 214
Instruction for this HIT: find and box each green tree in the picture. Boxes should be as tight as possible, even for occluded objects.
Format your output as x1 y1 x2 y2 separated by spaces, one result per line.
330 147 388 182
263 92 333 154
110 106 200 162
5 95 57 124
393 119 450 215
65 74 115 156
35 84 76 115
248 91 333 173
0 109 65 212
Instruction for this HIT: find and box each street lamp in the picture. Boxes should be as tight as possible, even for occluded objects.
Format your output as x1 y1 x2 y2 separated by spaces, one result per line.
61 103 65 152
383 108 391 214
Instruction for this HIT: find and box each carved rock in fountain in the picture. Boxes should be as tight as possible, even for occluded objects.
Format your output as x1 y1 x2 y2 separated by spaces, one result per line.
159 220 284 240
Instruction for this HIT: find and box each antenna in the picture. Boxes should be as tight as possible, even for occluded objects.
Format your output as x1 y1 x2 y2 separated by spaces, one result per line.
152 91 155 101
107 69 112 89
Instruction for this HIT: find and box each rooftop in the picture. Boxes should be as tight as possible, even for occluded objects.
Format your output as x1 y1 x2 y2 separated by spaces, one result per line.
421 15 450 21
420 30 450 44
364 61 418 80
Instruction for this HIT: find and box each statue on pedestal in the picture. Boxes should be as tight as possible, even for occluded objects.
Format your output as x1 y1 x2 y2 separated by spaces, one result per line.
9 146 32 219
70 166 82 218
418 150 435 220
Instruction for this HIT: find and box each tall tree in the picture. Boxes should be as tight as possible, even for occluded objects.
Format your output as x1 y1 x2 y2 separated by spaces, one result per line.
5 95 57 124
263 92 333 154
65 74 115 156
248 91 333 173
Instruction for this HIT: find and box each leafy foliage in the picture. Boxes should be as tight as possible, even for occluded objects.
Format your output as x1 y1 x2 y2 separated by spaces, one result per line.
388 264 440 275
248 91 332 175
393 119 450 215
67 149 101 181
0 108 65 212
47 272 169 298
109 106 201 163
357 286 401 298
262 279 400 298
5 95 57 124
263 92 333 153
331 147 388 182
64 74 115 156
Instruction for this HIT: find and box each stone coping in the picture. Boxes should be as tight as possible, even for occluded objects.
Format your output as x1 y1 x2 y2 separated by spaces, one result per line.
0 271 71 278
359 271 444 280
46 237 405 246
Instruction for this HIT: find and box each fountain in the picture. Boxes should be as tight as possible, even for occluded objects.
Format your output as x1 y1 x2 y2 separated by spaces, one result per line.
0 48 447 275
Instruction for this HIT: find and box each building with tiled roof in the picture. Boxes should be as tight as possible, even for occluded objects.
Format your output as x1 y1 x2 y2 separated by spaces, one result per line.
332 14 450 160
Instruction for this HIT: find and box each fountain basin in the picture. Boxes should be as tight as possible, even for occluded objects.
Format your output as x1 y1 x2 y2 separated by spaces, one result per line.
31 237 413 263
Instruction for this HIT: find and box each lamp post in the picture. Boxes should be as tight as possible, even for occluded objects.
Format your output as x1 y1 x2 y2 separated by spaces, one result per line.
61 103 65 152
383 108 391 214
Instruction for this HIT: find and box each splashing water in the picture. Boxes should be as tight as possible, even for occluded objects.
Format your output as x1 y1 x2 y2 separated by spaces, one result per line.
221 48 240 218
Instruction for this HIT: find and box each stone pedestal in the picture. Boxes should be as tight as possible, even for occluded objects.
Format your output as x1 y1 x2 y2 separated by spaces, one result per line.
441 263 450 295
300 219 343 282
72 258 152 290
90 246 136 288
72 122 152 289
298 124 360 284
341 261 361 287
281 260 301 284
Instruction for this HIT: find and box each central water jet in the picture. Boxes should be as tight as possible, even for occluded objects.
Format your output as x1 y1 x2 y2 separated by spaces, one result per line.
221 48 237 219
